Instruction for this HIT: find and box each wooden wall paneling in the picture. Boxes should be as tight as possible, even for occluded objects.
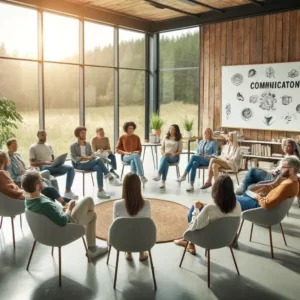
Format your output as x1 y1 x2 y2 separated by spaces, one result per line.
226 21 233 66
282 12 290 62
237 19 244 65
199 26 204 134
297 11 300 61
275 13 283 63
203 25 210 130
232 20 239 65
288 11 297 62
214 23 221 131
209 24 216 130
269 14 276 63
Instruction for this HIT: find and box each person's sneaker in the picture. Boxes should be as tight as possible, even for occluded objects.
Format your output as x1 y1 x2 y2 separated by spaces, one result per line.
177 175 187 182
110 169 119 179
88 245 108 259
97 190 110 199
159 183 165 189
109 177 122 186
125 252 133 261
235 184 244 195
139 252 148 261
152 175 161 181
140 176 148 184
64 191 79 199
186 184 194 192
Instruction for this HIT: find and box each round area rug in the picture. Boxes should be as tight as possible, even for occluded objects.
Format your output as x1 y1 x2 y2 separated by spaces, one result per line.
95 198 189 243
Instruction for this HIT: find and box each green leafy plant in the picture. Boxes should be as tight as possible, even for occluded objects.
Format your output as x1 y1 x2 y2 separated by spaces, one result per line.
0 97 23 148
183 118 194 131
150 112 163 130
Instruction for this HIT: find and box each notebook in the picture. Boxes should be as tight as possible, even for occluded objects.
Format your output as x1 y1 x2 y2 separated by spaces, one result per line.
50 153 68 168
245 190 256 199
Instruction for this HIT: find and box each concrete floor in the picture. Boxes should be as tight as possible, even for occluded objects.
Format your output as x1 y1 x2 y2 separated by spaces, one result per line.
1 152 300 300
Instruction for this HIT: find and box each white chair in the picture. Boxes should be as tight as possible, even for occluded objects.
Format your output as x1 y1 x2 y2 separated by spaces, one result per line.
25 209 90 286
168 158 180 179
179 217 240 288
0 192 25 249
107 217 157 290
74 169 95 196
197 165 208 185
220 168 240 185
120 158 145 187
237 197 295 258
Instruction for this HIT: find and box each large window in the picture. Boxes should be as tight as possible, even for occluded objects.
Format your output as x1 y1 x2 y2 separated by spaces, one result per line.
159 28 199 136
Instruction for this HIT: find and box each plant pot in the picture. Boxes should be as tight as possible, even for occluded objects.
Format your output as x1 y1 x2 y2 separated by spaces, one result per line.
184 130 192 138
152 129 161 136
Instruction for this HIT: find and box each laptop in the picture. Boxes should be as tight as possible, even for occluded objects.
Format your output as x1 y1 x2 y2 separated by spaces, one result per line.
50 153 68 168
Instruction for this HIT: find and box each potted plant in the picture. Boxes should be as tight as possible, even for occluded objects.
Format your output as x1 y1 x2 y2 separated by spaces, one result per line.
183 118 194 138
0 97 23 148
150 112 163 136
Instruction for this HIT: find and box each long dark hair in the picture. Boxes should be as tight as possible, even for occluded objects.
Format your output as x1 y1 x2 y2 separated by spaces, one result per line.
122 172 145 216
166 124 182 141
212 174 236 214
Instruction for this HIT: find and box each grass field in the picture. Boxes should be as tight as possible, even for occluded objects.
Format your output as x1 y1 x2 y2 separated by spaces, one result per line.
13 102 198 163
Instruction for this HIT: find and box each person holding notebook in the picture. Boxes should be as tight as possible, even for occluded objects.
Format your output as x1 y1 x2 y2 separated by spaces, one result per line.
29 130 78 199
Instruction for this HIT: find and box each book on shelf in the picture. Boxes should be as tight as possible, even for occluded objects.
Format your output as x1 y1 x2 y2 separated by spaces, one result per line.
250 144 271 156
272 153 284 158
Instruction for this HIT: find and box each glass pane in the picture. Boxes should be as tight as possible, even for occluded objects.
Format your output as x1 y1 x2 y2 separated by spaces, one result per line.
84 21 114 66
44 63 79 156
85 67 114 146
0 59 38 162
43 12 79 63
0 2 38 59
119 70 145 138
119 29 145 69
159 69 199 135
160 27 199 69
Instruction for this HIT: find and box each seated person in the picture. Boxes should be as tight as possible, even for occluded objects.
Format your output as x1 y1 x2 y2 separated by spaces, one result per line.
201 131 241 189
6 138 57 189
236 156 300 212
22 170 108 258
177 128 218 192
235 138 300 195
153 124 183 189
70 127 122 199
174 174 241 254
116 121 147 184
91 127 119 178
0 151 69 205
113 172 150 261
29 130 77 199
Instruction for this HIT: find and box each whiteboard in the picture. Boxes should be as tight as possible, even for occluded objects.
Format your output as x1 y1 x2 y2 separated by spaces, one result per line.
222 62 300 131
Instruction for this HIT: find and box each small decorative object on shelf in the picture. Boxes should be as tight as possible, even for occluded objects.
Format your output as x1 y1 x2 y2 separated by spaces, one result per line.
150 112 163 136
183 117 194 138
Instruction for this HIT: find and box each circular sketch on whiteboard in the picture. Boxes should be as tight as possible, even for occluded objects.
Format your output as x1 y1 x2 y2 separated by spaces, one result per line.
241 107 254 121
296 104 300 114
231 73 243 86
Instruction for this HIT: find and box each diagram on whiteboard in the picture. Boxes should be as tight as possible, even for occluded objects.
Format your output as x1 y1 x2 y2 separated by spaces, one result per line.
222 62 300 131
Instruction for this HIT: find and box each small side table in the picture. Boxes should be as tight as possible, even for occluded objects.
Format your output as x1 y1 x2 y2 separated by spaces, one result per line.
142 142 161 170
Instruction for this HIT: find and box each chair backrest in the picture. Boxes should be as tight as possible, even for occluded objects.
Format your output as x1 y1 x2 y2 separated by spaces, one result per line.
0 192 25 217
242 197 295 226
25 209 85 247
108 217 156 252
184 216 240 250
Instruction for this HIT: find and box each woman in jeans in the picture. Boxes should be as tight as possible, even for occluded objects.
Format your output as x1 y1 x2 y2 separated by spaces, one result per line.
153 124 183 189
177 128 217 192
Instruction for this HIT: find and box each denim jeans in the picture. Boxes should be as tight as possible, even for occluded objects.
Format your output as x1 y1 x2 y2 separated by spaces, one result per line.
75 157 109 188
242 168 274 193
123 153 144 177
185 155 210 184
187 204 204 223
40 169 59 191
236 195 260 211
41 187 71 203
158 156 179 181
40 164 75 191
108 153 117 170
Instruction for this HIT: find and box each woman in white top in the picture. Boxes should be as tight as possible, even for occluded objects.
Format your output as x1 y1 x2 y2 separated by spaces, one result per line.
174 174 241 254
113 172 151 261
201 131 241 189
153 124 183 189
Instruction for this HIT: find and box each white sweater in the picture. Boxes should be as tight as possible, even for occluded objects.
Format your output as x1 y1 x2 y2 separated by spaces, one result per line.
219 144 241 172
189 202 241 231
113 199 151 219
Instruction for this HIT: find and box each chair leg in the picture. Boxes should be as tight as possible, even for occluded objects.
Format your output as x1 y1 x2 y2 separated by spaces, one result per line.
235 173 239 185
120 166 124 180
11 217 15 249
202 169 205 186
52 247 54 256
82 237 91 262
0 216 3 229
279 222 287 246
26 240 37 271
149 250 157 290
83 173 85 196
207 249 210 288
58 247 62 287
249 223 254 241
229 246 240 275
20 215 22 229
205 249 208 257
113 250 120 289
269 226 274 259
176 166 179 179
107 245 111 265
91 173 94 187
179 242 188 267
237 219 244 239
